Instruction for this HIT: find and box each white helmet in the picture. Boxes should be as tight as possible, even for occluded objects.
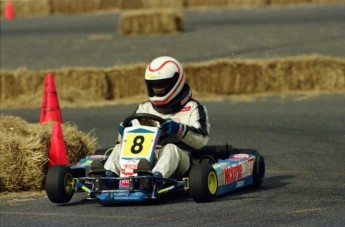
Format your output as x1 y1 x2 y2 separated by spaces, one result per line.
145 56 186 108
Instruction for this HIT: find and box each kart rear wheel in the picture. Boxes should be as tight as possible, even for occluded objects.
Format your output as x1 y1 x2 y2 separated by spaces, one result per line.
232 149 265 187
189 163 218 203
45 165 75 203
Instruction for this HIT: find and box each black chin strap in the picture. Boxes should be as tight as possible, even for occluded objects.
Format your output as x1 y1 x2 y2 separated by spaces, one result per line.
153 84 192 114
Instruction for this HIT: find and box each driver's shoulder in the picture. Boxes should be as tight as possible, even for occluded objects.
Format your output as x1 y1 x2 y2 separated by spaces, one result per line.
136 101 154 112
186 99 206 110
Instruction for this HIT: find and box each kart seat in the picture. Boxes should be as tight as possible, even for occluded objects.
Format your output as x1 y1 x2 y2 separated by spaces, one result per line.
190 143 232 161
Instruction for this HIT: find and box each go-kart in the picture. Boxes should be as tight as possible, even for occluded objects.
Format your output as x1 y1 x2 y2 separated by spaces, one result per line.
45 113 265 204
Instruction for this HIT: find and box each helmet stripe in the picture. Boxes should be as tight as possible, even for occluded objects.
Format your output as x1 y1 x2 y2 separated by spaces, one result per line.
148 60 181 74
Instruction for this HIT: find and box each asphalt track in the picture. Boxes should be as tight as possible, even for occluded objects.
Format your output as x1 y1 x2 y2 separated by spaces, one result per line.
1 4 345 227
1 4 345 70
1 94 345 226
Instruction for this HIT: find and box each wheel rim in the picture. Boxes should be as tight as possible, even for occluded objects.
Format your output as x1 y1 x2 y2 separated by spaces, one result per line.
64 173 74 195
208 171 217 195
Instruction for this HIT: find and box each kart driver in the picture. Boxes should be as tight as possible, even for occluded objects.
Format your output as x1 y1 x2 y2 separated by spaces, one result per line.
104 56 210 181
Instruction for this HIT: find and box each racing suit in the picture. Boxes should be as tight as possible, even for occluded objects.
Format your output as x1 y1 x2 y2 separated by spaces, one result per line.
104 99 210 178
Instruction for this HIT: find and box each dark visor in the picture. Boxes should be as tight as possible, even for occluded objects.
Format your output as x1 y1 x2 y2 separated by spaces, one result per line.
146 73 179 97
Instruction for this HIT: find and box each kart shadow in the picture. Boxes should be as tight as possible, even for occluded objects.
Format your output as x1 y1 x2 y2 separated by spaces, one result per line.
262 174 293 190
58 196 100 207
215 174 294 202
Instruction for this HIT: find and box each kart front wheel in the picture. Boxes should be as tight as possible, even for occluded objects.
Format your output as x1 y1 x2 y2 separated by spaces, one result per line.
45 165 75 203
189 163 218 203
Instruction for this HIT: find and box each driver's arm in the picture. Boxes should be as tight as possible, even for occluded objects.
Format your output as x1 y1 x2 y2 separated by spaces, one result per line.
178 101 210 149
133 101 210 149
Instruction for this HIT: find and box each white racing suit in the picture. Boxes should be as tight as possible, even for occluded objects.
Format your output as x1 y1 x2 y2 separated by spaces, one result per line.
104 99 210 178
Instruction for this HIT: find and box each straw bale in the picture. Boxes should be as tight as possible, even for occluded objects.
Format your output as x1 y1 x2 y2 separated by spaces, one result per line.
60 123 97 165
0 115 97 192
2 0 345 18
119 9 184 35
52 68 110 101
227 0 268 7
119 0 183 10
64 0 121 11
183 0 345 8
98 0 121 10
0 69 46 108
184 0 229 7
105 64 147 99
0 68 109 108
268 0 345 4
141 0 183 8
0 0 50 17
49 0 100 14
186 60 264 94
185 56 345 95
1 55 344 109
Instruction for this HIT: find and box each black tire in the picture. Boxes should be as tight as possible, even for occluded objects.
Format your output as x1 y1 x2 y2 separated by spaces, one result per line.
189 163 218 203
45 165 75 203
231 149 265 187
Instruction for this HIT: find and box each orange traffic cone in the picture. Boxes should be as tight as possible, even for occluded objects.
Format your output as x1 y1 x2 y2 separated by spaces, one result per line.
40 73 63 124
48 122 69 168
4 1 15 20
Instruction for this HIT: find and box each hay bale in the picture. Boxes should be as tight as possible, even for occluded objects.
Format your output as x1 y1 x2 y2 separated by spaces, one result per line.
183 0 229 7
0 55 344 108
0 115 97 192
119 9 184 35
186 60 264 94
0 0 50 17
52 68 110 103
185 56 345 95
227 0 268 7
0 69 45 108
98 0 121 10
119 0 183 10
267 0 343 5
0 69 109 108
183 0 345 8
49 0 121 14
105 64 147 99
49 0 99 14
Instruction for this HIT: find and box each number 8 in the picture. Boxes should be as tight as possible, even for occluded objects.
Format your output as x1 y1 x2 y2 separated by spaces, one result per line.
131 136 145 154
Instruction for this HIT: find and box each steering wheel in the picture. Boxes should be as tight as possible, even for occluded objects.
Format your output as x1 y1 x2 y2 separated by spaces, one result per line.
122 113 166 127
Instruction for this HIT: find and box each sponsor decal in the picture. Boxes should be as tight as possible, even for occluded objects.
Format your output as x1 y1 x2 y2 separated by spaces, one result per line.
242 158 255 177
122 161 137 169
236 181 244 188
224 165 242 184
120 160 138 187
146 72 155 78
89 155 107 159
75 160 92 167
180 94 190 105
231 154 249 160
180 106 191 112
224 158 255 185
120 180 129 187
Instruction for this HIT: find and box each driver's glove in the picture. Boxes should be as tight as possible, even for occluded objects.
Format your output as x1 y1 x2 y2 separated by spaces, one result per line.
160 120 185 137
118 121 132 137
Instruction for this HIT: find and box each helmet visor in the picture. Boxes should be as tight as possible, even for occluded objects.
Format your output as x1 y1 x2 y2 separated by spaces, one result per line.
146 73 179 97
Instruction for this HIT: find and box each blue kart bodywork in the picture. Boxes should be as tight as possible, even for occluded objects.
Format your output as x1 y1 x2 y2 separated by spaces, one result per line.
46 145 265 204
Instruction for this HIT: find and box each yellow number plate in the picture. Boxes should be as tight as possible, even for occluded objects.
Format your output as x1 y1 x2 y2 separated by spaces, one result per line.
122 132 156 158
